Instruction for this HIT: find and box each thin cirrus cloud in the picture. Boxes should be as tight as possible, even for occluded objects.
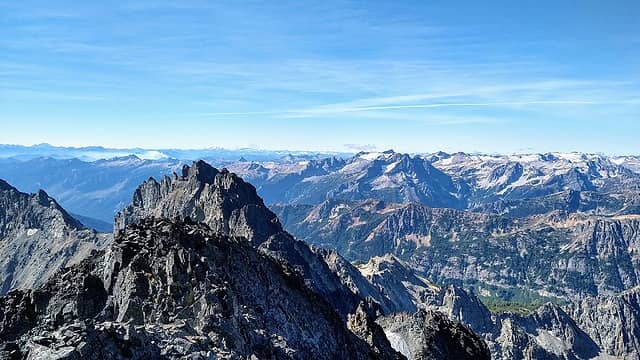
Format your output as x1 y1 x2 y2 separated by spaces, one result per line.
186 99 619 121
184 77 639 122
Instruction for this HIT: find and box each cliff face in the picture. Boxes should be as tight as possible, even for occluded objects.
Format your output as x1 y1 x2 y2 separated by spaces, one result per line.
568 287 640 357
377 310 491 360
113 161 373 319
275 199 640 301
0 179 109 295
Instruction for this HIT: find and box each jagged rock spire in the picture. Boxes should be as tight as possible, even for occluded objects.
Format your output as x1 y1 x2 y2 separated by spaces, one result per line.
115 160 283 246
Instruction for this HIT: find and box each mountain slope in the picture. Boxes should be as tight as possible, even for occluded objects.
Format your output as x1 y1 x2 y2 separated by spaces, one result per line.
274 199 640 301
114 160 373 319
377 310 491 360
0 179 109 295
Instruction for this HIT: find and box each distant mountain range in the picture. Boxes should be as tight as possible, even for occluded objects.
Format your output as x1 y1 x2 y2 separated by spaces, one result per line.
230 150 640 211
0 143 350 162
1 148 639 226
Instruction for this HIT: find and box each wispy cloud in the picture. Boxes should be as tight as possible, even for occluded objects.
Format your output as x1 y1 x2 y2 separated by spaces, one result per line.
183 77 639 122
190 100 613 117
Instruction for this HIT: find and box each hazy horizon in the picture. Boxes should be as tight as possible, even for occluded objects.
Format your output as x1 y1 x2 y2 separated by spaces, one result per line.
1 142 639 157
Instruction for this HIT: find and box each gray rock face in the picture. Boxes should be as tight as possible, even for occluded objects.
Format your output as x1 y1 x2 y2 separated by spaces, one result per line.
313 248 400 316
568 287 640 357
354 255 438 315
115 160 282 246
351 256 636 359
377 310 491 360
0 218 402 359
425 287 601 360
0 179 110 295
315 251 441 317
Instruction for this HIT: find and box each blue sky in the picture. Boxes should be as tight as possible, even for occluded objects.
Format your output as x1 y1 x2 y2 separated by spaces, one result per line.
1 0 639 154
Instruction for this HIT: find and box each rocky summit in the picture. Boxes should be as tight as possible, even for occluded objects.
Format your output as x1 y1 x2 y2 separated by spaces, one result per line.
113 161 376 319
115 160 283 246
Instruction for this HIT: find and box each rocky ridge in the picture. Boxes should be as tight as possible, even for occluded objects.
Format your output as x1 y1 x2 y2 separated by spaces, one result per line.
0 179 109 295
114 161 373 318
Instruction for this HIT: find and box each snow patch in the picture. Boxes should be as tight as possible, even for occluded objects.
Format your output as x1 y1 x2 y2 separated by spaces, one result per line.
136 150 169 160
385 161 400 173
359 152 385 161
552 152 586 162
384 331 411 359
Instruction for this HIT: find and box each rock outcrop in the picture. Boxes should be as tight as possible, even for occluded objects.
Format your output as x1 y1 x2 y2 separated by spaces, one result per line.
352 256 636 359
354 255 438 314
415 286 602 359
377 310 491 360
115 160 281 246
0 179 109 295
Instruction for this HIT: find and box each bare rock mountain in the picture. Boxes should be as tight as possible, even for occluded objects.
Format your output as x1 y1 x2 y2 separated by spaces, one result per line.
0 179 109 295
0 161 413 359
377 310 491 360
115 160 282 246
568 286 640 357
